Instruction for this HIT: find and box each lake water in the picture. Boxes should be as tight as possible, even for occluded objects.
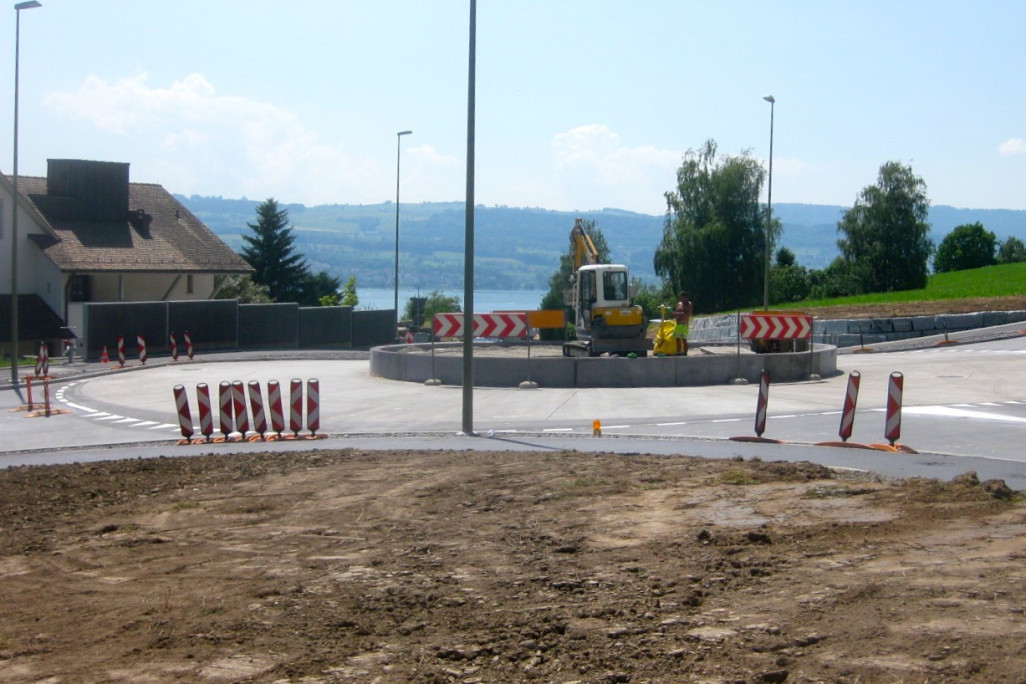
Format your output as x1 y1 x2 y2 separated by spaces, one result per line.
356 287 549 313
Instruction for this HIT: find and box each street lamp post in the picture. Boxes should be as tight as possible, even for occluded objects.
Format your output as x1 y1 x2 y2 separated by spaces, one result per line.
393 129 412 328
10 0 42 387
762 94 775 311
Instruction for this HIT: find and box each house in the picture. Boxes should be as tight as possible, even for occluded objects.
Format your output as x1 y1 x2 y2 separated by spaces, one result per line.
1 158 253 355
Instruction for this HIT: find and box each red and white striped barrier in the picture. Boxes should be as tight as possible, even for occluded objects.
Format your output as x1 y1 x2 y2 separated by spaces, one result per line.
218 381 234 440
267 380 285 438
117 336 126 368
137 335 147 365
173 384 194 443
729 369 783 444
306 379 321 436
755 370 769 437
838 371 861 442
290 378 303 437
885 372 903 446
248 380 268 441
184 330 194 360
174 378 325 444
34 341 49 378
196 383 214 441
231 380 250 438
169 332 179 361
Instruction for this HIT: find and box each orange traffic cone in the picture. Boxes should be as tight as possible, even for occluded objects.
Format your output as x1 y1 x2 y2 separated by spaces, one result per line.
100 346 109 363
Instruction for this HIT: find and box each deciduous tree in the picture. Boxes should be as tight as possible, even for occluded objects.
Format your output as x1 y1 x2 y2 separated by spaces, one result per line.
654 140 773 313
837 162 932 292
933 222 996 273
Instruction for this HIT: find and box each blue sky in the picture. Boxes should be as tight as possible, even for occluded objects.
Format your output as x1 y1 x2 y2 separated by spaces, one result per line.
2 1 1024 215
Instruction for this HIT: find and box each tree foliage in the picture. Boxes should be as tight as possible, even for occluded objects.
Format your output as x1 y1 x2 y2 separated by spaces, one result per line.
997 236 1026 265
933 222 996 273
837 162 933 293
241 198 311 303
407 291 462 338
301 270 342 307
212 274 272 303
654 140 774 313
339 275 359 307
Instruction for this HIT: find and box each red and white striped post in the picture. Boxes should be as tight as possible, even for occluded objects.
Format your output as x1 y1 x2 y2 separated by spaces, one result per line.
117 336 126 367
42 377 52 417
838 371 861 442
289 378 303 438
306 379 320 436
184 330 194 360
885 372 904 446
34 341 48 377
137 334 147 365
247 380 268 440
218 381 234 440
267 380 285 438
173 384 194 441
231 380 250 439
196 383 213 441
754 369 769 438
169 332 179 361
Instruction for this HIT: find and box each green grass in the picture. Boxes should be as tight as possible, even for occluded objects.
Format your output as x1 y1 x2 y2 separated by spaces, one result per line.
796 262 1026 310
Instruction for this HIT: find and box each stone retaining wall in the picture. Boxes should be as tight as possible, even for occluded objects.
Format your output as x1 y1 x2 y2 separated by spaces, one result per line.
687 310 1026 348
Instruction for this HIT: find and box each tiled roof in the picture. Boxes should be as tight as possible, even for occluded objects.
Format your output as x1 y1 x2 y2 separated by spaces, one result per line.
12 175 253 275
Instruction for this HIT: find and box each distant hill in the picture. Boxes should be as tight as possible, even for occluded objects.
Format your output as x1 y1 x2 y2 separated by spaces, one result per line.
179 196 1026 290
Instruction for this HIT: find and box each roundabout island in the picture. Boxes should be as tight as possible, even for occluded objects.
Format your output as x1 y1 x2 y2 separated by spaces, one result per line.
370 341 838 388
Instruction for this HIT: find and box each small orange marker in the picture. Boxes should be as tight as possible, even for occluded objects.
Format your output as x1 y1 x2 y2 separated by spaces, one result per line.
593 419 602 437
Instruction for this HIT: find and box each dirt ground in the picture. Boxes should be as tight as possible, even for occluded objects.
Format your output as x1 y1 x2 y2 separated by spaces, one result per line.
803 295 1026 320
1 448 1024 684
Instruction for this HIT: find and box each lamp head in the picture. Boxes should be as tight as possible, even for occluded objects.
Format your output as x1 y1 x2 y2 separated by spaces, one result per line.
763 95 775 104
397 130 413 137
15 1 42 11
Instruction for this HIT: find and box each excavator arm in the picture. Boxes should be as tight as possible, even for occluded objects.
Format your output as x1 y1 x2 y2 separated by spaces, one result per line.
570 218 600 271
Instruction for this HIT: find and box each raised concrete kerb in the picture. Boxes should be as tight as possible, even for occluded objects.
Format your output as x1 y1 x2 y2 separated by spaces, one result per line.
369 342 838 388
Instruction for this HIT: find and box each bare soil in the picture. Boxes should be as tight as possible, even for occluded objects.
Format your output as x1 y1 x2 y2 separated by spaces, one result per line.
1 449 1024 683
804 295 1026 320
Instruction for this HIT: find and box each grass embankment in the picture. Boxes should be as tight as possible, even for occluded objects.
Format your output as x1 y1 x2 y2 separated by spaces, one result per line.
797 262 1026 310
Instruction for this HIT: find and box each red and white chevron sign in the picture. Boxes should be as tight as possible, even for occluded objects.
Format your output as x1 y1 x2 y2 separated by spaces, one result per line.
433 312 528 339
740 313 812 340
434 312 465 337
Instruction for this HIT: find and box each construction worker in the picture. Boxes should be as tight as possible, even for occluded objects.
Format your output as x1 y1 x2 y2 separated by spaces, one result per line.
673 292 693 356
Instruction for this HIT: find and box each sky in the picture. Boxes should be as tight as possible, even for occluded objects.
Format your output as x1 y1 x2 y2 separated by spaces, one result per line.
2 1 1024 216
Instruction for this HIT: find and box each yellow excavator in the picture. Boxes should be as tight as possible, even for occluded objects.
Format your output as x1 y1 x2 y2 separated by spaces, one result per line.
562 218 649 357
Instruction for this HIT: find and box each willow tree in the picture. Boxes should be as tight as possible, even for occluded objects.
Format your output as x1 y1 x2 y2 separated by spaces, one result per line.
654 140 773 313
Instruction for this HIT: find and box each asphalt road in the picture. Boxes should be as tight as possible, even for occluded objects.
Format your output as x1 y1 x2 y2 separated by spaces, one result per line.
4 328 1026 488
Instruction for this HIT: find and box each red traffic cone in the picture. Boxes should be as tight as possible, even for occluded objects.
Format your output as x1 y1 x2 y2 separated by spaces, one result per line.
100 346 110 363
405 330 414 344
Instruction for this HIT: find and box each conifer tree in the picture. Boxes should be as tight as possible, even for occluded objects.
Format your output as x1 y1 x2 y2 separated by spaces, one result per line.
240 198 310 303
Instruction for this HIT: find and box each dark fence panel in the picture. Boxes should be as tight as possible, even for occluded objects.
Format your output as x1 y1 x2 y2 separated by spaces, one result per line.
299 306 353 348
238 303 299 348
352 309 396 348
168 300 237 351
85 301 168 361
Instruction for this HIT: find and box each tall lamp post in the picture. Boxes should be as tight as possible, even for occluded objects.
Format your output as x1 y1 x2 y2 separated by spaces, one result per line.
762 94 775 311
10 0 42 387
393 129 412 327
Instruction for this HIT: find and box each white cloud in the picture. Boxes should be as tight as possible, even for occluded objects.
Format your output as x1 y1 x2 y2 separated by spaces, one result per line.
998 138 1026 156
41 73 461 205
549 124 680 213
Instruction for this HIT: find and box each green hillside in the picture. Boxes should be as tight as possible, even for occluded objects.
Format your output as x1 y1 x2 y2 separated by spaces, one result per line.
179 196 1026 292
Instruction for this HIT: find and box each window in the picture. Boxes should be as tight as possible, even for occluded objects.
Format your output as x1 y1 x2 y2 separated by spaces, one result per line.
69 275 91 302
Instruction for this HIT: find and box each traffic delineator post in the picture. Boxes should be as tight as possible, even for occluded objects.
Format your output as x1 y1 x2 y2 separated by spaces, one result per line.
815 370 874 450
731 369 784 444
